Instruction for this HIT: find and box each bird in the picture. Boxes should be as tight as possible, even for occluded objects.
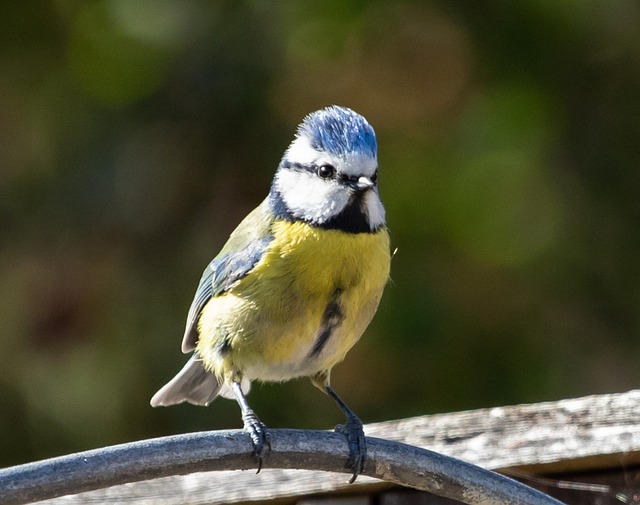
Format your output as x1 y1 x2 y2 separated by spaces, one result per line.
150 105 391 482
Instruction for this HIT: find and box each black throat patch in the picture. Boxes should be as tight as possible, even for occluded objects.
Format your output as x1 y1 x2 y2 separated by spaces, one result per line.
268 188 373 234
320 195 371 234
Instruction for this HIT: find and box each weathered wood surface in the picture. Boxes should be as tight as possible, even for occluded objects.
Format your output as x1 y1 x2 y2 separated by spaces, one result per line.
366 388 640 474
21 389 640 505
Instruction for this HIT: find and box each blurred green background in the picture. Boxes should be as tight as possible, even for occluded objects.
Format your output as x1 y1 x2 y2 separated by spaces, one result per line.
2 0 640 467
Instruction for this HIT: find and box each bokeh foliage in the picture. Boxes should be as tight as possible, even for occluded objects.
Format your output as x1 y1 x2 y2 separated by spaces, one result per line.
1 0 640 466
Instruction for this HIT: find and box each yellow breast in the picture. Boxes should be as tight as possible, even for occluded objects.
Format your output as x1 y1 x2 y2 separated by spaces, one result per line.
197 220 390 382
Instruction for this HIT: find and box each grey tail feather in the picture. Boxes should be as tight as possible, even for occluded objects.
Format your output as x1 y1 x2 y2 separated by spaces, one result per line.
150 353 221 407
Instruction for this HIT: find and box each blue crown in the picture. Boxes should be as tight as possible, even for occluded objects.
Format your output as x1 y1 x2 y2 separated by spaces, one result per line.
298 106 377 159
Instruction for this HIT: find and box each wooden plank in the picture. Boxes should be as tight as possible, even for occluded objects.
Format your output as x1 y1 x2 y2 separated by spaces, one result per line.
365 388 640 474
32 389 640 505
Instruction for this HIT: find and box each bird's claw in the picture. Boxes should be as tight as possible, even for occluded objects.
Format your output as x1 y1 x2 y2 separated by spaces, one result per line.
335 417 366 483
242 411 271 473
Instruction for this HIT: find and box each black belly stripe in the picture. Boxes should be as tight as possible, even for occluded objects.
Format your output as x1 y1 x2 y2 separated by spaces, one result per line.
309 293 345 359
215 334 232 356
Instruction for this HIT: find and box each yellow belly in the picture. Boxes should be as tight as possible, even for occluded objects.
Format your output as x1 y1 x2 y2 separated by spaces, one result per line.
196 220 390 383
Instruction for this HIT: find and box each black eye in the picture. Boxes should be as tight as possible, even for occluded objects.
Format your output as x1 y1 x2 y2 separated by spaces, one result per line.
371 171 378 184
317 164 336 179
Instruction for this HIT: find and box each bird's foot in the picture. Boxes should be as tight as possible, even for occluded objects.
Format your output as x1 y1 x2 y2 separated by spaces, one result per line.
242 410 271 473
335 415 366 483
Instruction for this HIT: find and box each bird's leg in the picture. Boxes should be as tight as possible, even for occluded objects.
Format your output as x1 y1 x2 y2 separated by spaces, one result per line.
325 384 367 483
231 381 271 472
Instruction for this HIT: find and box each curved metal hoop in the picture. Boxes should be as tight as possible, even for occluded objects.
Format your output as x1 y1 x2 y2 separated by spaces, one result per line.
0 429 563 505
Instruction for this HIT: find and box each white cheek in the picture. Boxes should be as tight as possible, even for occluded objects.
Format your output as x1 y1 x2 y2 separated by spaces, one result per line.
275 170 349 223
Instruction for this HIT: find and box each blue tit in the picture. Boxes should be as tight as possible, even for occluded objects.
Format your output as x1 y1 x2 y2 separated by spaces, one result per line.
151 106 390 482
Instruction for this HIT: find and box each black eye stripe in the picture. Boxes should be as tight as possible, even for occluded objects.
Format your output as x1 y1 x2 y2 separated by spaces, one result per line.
281 159 309 171
281 159 328 176
281 159 378 185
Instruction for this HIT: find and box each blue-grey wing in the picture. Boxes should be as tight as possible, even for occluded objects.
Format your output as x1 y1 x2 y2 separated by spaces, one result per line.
181 200 274 352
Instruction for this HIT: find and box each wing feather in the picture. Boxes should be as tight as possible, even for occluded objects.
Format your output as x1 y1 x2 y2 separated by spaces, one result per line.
181 199 274 352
